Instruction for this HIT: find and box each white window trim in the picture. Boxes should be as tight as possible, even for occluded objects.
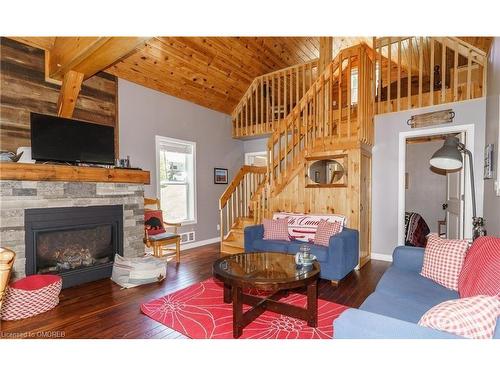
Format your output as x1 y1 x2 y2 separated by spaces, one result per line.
155 135 197 225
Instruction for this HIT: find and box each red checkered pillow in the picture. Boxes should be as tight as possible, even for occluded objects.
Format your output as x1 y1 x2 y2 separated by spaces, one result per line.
314 219 342 246
458 236 500 298
262 218 290 241
418 295 500 339
421 234 469 291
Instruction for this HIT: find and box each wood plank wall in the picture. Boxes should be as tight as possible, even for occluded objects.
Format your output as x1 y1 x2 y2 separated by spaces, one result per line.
0 37 118 153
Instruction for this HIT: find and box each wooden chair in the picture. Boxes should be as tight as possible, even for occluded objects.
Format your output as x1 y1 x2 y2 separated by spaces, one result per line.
143 197 182 262
0 247 16 313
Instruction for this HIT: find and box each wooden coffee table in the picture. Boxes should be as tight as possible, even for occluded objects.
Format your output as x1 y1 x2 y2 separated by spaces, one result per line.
213 252 320 338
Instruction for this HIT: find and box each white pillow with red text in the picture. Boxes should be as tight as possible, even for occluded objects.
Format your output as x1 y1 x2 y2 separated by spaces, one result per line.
272 212 345 242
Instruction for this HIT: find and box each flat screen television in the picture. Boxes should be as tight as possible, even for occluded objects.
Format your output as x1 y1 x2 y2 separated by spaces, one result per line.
30 113 115 165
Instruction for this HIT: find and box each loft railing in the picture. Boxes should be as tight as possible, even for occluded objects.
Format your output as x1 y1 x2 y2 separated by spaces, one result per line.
373 37 487 114
231 59 319 138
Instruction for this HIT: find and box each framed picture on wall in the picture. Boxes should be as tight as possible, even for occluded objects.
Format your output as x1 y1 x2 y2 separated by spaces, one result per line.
214 168 228 184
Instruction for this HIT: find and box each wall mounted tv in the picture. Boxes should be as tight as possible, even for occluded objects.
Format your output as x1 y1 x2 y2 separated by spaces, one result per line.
30 113 115 165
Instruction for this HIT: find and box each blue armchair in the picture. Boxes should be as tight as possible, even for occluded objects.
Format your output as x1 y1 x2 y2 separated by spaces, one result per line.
244 224 359 283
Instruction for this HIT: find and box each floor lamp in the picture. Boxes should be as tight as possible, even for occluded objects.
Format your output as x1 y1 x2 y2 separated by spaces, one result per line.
429 136 486 240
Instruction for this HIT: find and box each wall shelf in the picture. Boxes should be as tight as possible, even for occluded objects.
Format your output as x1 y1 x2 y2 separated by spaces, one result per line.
0 163 150 184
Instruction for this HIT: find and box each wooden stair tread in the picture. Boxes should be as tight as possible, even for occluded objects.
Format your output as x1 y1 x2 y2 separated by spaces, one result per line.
222 239 244 247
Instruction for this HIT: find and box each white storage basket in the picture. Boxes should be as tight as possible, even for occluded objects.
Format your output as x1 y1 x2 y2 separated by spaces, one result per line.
111 254 167 288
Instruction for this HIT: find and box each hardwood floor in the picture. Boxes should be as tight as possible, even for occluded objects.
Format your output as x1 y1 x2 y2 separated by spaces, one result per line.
0 244 390 339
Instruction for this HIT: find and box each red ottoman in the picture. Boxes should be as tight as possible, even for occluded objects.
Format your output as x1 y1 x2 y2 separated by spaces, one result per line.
1 275 62 321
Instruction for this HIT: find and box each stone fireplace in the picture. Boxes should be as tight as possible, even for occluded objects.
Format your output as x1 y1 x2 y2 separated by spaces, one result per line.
25 205 124 288
0 180 146 284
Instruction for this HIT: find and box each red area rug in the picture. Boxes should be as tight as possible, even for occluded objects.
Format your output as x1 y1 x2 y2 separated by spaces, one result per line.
140 278 348 339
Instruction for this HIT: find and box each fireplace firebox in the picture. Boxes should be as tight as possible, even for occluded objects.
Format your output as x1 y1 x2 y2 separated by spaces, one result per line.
25 205 123 288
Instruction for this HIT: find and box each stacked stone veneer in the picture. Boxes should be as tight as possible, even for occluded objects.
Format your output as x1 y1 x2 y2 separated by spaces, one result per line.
0 180 145 280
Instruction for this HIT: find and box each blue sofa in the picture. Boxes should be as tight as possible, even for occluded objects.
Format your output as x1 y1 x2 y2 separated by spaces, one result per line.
334 245 500 339
244 225 359 282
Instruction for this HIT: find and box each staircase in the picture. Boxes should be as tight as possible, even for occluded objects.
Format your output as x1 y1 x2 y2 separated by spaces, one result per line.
220 37 487 263
219 165 267 254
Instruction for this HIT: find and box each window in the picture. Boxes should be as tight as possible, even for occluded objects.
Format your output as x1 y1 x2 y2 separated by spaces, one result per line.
156 136 196 224
350 67 358 105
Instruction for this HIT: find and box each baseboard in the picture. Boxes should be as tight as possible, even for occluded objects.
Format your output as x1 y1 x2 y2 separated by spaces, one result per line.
180 237 219 251
370 252 393 262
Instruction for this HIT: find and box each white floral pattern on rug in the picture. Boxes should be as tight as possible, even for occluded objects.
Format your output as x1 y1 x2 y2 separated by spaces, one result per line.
141 278 347 339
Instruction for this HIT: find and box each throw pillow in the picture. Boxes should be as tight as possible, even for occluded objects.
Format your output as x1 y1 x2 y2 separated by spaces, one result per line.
418 295 500 339
420 234 469 291
314 220 342 246
272 212 345 242
458 236 500 298
262 218 290 241
144 210 166 236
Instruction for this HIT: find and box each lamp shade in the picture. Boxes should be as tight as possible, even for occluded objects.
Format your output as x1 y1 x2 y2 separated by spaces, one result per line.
429 136 463 170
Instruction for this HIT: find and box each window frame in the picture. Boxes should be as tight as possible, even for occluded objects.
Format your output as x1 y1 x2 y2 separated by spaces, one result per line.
155 135 197 225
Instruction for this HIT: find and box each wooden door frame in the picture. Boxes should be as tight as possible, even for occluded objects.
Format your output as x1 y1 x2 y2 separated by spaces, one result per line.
397 124 475 244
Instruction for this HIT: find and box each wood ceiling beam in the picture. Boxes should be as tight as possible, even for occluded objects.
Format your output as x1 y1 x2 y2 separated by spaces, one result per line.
56 70 84 118
7 36 56 51
47 37 149 81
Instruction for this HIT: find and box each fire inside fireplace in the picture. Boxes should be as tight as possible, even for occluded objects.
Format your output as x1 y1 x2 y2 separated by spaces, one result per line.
25 205 123 288
36 225 114 274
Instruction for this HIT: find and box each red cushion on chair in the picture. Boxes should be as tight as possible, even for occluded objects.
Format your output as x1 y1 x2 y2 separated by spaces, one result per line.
9 275 61 291
144 210 166 236
458 236 500 298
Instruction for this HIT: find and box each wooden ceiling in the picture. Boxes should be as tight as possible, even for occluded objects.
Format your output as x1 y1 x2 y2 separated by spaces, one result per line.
106 37 320 113
6 36 495 115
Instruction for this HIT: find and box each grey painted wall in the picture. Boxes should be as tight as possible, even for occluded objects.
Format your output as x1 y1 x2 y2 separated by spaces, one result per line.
405 140 447 233
243 137 269 154
118 79 244 243
372 99 487 255
484 37 500 236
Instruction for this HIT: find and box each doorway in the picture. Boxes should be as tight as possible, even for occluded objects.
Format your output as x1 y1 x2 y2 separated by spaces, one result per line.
404 133 464 245
398 124 475 244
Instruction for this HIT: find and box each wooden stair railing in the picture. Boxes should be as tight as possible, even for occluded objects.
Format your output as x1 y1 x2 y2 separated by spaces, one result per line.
267 43 374 195
219 165 267 250
373 37 487 114
220 43 375 254
231 59 319 138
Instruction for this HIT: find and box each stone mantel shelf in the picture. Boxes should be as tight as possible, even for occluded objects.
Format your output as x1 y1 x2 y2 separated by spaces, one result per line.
0 163 150 184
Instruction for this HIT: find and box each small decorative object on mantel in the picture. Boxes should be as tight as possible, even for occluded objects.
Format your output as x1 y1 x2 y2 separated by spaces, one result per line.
0 150 24 163
214 168 228 184
17 147 35 163
407 109 455 128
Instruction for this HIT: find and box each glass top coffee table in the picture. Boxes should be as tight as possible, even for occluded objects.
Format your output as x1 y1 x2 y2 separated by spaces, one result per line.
213 252 320 338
